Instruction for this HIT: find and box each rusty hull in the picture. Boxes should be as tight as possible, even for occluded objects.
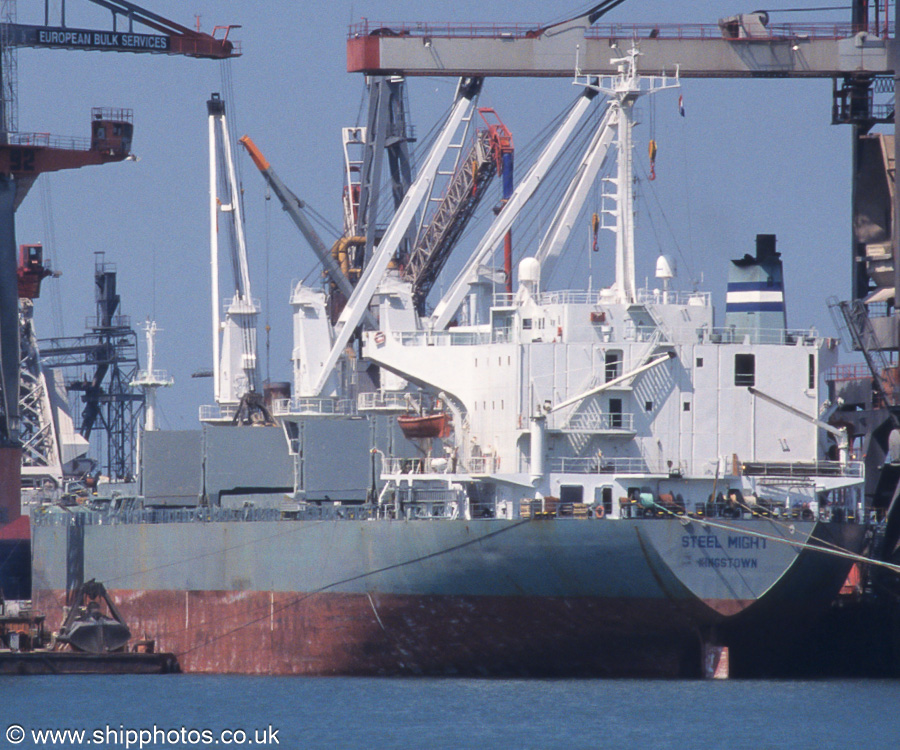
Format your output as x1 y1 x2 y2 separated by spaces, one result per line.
34 588 706 676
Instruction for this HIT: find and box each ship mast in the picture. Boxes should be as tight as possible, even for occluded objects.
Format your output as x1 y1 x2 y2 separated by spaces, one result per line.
131 321 173 432
580 47 678 303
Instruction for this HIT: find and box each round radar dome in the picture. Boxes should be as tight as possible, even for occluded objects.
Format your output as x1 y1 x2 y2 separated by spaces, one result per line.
655 254 676 280
518 257 541 285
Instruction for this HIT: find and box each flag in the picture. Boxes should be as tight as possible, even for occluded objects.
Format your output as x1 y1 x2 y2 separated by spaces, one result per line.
678 95 685 117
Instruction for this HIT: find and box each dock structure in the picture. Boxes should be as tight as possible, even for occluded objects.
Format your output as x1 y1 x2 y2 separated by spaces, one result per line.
347 18 891 79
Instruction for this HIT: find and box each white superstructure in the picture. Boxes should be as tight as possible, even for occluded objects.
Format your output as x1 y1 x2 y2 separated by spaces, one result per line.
355 47 862 523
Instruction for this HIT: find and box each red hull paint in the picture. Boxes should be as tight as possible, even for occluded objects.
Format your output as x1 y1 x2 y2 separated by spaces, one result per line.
34 588 706 677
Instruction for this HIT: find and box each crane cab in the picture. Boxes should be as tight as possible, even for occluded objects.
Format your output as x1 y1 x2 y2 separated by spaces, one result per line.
91 108 134 157
17 243 53 299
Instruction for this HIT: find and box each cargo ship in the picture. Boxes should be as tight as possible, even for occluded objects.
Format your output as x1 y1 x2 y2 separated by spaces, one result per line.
26 47 876 677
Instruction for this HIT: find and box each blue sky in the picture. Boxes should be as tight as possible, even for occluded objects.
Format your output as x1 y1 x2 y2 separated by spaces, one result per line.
14 1 867 432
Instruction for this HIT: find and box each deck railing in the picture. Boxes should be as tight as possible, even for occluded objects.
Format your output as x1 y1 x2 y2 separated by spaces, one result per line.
31 506 283 527
271 397 358 417
382 455 498 475
493 288 711 308
199 403 238 421
561 413 634 432
826 363 873 382
741 460 863 479
551 456 655 474
692 326 820 346
357 391 419 411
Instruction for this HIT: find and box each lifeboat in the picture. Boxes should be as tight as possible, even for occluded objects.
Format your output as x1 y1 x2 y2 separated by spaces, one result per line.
397 412 451 439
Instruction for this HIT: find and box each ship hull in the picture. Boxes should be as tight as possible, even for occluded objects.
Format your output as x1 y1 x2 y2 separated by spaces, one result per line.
31 515 866 676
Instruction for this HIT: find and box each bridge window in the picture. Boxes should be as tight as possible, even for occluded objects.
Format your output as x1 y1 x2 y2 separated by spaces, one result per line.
734 354 755 387
808 354 816 390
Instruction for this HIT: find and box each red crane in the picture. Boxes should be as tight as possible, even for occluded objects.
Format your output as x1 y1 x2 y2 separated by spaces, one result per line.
0 0 240 204
478 108 514 294
0 0 240 527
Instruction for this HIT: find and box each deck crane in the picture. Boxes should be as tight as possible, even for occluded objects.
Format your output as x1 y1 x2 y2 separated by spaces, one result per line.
207 94 259 413
0 0 240 522
402 108 513 312
429 86 600 330
533 105 616 287
485 110 516 296
307 77 483 397
238 135 375 329
535 50 679 297
429 45 677 327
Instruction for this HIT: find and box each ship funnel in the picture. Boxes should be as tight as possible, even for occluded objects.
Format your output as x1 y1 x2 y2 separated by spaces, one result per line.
725 234 786 336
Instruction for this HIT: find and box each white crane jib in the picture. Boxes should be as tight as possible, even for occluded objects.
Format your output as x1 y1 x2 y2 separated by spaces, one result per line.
577 47 679 304
748 386 850 466
308 77 484 397
429 86 600 331
208 93 260 405
534 104 616 285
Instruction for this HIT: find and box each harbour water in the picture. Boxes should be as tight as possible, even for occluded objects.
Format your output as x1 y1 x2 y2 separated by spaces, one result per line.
3 676 900 749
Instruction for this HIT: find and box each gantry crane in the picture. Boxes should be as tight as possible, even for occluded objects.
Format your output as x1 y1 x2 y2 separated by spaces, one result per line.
0 0 239 523
341 2 896 330
347 1 893 305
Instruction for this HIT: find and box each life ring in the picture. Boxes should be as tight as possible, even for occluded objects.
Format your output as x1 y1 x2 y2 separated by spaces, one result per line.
374 331 386 345
593 504 605 519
